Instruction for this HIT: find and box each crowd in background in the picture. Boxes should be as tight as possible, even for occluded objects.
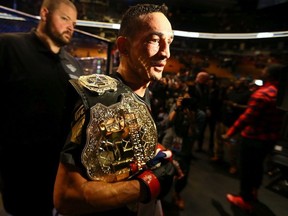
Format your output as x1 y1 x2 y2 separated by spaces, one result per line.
148 66 286 210
150 71 260 172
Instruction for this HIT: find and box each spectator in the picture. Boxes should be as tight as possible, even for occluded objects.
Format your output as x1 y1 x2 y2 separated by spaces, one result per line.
222 64 286 212
188 71 211 153
161 92 197 210
207 74 221 156
212 77 251 174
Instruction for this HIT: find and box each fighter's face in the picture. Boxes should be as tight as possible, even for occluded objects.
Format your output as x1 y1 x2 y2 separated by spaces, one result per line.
126 12 174 82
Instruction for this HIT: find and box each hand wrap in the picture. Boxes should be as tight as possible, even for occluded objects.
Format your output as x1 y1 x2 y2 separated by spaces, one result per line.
137 144 175 203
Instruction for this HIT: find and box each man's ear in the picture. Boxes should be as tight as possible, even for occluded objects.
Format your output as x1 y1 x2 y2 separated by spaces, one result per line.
116 36 129 56
40 7 49 21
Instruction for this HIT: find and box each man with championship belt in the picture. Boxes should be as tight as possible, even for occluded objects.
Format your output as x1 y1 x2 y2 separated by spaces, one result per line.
53 4 176 216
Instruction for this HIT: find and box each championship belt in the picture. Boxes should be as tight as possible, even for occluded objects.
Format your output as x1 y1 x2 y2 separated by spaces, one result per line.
77 74 158 182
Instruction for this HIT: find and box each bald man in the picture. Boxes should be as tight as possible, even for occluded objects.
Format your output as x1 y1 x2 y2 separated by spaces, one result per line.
189 71 211 152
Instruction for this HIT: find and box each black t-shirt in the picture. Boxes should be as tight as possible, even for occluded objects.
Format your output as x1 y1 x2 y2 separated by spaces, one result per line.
0 30 83 215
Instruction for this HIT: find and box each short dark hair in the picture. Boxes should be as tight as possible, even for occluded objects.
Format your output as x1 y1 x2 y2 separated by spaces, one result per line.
118 4 169 38
41 0 76 12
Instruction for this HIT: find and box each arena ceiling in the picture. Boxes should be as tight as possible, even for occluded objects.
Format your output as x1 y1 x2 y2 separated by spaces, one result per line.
112 0 288 33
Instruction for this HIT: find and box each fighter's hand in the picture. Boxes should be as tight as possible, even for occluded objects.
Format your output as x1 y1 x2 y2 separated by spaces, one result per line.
137 159 175 203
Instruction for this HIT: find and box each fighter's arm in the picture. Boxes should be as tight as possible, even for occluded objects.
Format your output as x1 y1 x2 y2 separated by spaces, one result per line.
53 161 141 215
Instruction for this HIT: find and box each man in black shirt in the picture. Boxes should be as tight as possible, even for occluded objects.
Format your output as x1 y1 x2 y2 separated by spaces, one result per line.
0 0 82 215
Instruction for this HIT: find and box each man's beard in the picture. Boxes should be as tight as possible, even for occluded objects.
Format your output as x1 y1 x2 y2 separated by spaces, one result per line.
45 20 71 47
149 72 159 81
